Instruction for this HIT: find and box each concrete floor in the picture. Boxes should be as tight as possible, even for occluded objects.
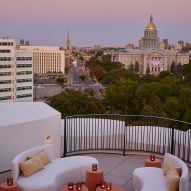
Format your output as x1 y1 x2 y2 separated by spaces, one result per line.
0 154 190 191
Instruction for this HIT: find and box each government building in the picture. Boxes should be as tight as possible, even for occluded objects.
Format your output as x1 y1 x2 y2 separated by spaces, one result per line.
111 15 189 75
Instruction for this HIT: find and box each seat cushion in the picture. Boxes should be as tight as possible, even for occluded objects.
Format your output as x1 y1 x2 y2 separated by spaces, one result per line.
133 167 168 191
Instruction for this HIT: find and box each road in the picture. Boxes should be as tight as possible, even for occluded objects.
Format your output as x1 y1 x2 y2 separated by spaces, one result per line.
67 63 104 99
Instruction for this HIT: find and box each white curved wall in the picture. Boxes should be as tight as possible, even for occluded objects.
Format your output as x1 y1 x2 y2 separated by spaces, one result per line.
0 102 61 172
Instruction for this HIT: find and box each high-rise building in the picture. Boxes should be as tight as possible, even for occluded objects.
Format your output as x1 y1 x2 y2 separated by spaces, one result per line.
111 15 189 75
0 38 33 102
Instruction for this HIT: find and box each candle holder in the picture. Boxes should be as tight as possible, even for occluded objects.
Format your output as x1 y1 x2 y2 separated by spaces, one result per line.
106 183 112 190
68 182 74 190
76 183 82 191
92 163 97 171
100 181 106 189
7 177 13 186
150 154 155 161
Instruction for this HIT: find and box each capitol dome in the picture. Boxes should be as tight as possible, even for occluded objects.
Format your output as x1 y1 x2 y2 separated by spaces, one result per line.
146 15 156 30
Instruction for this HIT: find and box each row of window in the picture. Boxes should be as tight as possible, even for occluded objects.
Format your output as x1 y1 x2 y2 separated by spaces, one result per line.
17 64 32 68
0 80 11 84
16 71 32 75
0 96 11 100
0 88 11 92
17 93 32 98
0 72 11 76
16 86 32 91
0 42 14 46
0 57 12 61
0 50 11 53
0 65 11 68
16 78 32 83
16 57 32 61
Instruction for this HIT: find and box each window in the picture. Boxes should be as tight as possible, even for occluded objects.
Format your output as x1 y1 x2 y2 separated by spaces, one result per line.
0 72 11 76
0 42 13 46
16 57 32 61
0 80 11 84
16 79 32 83
0 50 11 53
16 64 32 68
17 86 32 91
0 57 11 61
0 65 11 68
0 96 11 100
16 71 32 75
17 93 32 98
0 88 11 92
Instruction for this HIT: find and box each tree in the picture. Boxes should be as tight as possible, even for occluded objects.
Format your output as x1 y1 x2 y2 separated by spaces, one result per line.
135 61 139 73
128 63 135 73
79 74 86 82
47 89 106 116
170 62 176 74
56 77 65 85
91 65 105 81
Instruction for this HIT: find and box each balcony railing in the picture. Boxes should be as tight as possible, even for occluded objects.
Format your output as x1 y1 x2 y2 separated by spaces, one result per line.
62 114 191 163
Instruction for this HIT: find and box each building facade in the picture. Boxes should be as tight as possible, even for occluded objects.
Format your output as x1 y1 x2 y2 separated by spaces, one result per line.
111 16 189 75
0 39 33 102
18 46 65 75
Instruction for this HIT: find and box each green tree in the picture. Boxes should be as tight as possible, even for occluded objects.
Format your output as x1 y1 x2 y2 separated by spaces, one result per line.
48 89 106 116
56 77 65 85
79 74 86 82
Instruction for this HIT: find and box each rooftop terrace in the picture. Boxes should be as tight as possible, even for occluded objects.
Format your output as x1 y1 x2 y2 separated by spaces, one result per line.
0 153 190 190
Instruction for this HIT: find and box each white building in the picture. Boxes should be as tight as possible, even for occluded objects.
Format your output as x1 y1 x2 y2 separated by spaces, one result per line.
18 45 65 75
0 39 33 102
111 15 190 75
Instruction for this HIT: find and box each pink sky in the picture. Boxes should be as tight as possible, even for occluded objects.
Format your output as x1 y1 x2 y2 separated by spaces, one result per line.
0 0 191 46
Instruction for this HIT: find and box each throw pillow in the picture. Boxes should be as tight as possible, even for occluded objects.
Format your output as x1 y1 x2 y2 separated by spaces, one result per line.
163 159 182 176
27 150 51 165
37 150 51 165
166 169 180 191
19 156 44 177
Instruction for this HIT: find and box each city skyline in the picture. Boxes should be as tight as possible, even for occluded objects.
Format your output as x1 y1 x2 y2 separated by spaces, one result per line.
0 0 191 47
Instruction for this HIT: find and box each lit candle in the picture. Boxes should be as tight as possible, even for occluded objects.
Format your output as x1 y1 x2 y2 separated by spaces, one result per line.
68 182 74 190
100 181 106 189
150 154 155 161
92 163 97 171
7 177 13 186
106 183 112 190
76 183 82 191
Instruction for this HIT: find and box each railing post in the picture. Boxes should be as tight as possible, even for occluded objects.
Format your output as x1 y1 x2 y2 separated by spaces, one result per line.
63 115 67 157
123 116 127 156
170 121 175 155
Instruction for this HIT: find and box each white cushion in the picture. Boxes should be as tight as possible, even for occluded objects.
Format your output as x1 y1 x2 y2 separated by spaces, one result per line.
133 167 168 191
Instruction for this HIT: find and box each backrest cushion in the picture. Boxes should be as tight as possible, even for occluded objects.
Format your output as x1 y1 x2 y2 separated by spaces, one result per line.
164 153 189 191
19 156 44 177
27 150 51 165
166 169 180 191
163 159 182 176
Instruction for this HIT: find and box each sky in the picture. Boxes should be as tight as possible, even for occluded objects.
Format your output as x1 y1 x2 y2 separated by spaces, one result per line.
0 0 191 47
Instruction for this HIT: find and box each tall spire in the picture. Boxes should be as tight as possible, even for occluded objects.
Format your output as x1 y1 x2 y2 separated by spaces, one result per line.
66 31 71 50
150 14 153 22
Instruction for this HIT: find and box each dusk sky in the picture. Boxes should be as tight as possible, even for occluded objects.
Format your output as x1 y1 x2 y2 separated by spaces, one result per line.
0 0 191 47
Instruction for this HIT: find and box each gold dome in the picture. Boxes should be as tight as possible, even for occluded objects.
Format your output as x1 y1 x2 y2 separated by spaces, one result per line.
146 15 156 30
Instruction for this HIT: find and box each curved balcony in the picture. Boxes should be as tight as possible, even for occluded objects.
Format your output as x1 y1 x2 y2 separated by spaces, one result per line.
62 114 191 163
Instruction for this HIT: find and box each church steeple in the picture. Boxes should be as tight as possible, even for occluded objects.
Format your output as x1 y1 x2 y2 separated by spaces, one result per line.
66 31 71 50
150 14 153 23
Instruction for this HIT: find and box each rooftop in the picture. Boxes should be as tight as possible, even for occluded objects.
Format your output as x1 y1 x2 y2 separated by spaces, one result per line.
0 153 191 190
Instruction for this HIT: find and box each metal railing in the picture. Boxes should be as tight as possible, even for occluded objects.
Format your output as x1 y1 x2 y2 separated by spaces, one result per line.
62 114 191 163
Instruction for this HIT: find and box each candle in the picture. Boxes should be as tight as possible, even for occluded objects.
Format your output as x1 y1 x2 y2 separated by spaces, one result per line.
106 183 112 190
92 163 97 171
100 181 106 189
68 182 74 190
150 154 155 161
7 177 13 186
76 183 82 191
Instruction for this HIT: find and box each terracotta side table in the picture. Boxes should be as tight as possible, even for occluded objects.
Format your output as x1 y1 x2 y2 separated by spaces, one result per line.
0 182 19 191
60 185 88 191
96 185 125 191
85 169 104 191
145 158 161 168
